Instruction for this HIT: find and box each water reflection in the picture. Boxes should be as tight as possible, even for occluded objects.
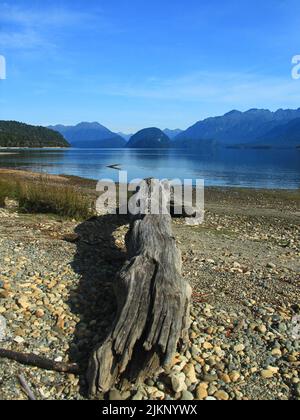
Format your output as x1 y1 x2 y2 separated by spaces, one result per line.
0 147 299 190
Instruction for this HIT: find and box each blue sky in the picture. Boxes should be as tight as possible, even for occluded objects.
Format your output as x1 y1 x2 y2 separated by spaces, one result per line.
0 0 300 133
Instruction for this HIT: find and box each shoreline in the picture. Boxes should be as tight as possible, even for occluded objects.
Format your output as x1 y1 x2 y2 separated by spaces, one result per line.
0 168 299 223
0 167 299 195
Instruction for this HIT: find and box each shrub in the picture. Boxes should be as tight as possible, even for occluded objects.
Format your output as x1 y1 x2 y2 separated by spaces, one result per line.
18 179 93 219
0 178 19 207
0 176 93 219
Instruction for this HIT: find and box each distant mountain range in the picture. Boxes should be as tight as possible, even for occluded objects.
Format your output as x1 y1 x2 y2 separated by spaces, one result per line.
48 122 126 148
163 128 183 139
46 108 300 150
0 121 70 148
117 132 132 141
173 108 300 149
2 108 299 149
118 129 181 142
127 128 171 148
46 123 181 149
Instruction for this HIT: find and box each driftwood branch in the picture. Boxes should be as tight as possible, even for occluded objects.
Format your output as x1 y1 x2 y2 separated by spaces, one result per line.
0 349 79 374
87 179 192 396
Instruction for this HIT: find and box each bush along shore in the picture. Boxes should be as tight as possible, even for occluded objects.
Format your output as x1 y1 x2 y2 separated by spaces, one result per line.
0 174 93 220
0 169 299 400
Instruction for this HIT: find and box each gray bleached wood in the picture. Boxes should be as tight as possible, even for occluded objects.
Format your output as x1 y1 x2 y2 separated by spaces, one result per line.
87 179 192 396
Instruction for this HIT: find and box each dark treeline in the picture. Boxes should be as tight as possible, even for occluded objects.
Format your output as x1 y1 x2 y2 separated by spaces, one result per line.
0 121 70 148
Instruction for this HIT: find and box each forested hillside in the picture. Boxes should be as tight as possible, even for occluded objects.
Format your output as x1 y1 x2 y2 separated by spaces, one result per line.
0 121 70 148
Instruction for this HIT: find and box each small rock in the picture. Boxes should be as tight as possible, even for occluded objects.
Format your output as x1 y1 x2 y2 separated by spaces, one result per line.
196 383 208 400
17 297 30 310
183 363 197 384
229 371 241 383
214 346 225 358
203 374 218 383
148 389 164 400
14 336 25 344
203 342 213 350
219 373 231 384
234 344 245 353
261 367 279 379
233 262 241 268
157 382 165 392
56 316 65 330
257 325 267 334
208 384 218 395
214 390 229 401
268 366 280 373
181 390 194 401
0 289 9 299
171 372 187 393
35 309 45 318
271 348 282 357
267 263 276 269
171 356 181 366
145 378 155 387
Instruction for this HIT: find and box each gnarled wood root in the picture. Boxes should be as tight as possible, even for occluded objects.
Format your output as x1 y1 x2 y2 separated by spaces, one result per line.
87 213 191 396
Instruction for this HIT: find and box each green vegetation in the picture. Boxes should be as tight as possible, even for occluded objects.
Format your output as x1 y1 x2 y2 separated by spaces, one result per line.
0 177 92 219
0 178 19 206
0 121 70 148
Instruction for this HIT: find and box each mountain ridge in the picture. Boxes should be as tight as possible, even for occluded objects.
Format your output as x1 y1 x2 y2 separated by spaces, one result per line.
174 108 300 148
48 122 126 148
47 108 300 150
163 128 183 139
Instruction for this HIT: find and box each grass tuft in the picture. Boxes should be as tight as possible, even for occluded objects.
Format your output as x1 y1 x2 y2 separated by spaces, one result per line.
0 178 19 207
0 176 93 219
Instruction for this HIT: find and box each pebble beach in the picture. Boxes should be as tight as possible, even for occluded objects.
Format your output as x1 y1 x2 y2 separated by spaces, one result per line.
0 171 299 400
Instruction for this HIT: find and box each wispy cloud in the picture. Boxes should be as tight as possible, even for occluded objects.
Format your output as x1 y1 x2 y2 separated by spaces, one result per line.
94 70 300 108
0 29 54 49
0 2 108 50
0 2 99 27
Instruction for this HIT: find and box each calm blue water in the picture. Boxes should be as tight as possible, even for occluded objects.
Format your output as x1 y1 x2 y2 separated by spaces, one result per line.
0 148 300 190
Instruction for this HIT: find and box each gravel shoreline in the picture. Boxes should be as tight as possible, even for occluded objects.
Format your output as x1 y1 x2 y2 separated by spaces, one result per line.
0 171 299 400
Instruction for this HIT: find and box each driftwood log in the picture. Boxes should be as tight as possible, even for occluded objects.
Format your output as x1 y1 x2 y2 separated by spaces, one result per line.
87 179 192 396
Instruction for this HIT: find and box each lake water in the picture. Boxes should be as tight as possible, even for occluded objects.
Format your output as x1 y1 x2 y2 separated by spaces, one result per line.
0 148 300 190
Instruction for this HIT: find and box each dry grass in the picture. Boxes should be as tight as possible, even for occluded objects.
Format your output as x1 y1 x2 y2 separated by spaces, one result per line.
0 178 19 207
0 176 93 220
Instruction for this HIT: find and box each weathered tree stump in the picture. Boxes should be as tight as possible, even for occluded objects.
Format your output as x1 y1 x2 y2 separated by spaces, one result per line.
87 180 192 396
